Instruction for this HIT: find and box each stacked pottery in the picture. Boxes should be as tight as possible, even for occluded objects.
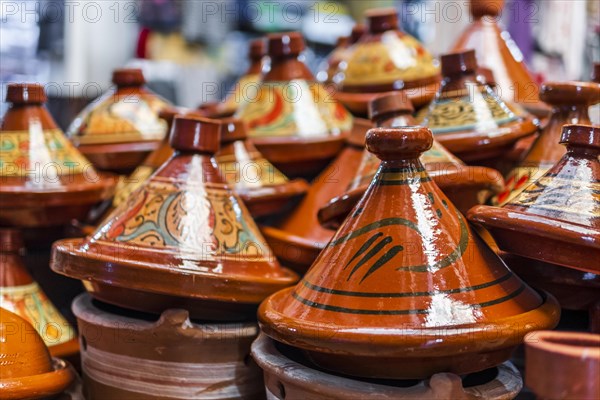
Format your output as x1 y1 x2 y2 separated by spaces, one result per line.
0 308 81 400
452 0 550 117
318 91 505 229
0 83 116 244
236 32 353 177
67 68 172 174
421 50 539 163
51 116 298 398
333 8 441 115
254 126 559 399
0 229 78 359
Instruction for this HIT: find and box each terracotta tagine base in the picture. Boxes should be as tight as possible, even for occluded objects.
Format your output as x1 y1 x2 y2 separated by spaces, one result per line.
251 334 522 400
73 294 265 400
525 331 600 400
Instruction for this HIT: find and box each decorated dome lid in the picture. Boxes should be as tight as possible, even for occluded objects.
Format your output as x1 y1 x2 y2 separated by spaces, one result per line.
66 68 173 173
421 50 538 162
259 126 559 379
0 308 75 399
469 124 600 273
0 83 116 228
52 115 298 320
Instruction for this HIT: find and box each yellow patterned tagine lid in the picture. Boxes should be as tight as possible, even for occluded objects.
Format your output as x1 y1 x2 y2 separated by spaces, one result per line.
421 50 538 163
67 68 172 173
0 84 116 229
258 126 559 380
469 124 600 274
51 116 298 321
235 32 353 176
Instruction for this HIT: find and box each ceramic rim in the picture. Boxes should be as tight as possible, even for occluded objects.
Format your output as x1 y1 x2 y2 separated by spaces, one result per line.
251 135 347 164
259 225 326 269
0 358 75 400
241 179 309 217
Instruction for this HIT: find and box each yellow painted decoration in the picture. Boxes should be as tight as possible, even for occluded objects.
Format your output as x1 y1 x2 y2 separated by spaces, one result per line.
112 166 155 208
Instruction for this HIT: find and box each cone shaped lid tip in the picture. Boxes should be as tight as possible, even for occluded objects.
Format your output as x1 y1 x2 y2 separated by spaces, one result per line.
368 92 414 121
560 124 600 151
219 117 248 143
0 229 24 254
112 68 145 86
6 83 47 104
169 115 221 154
365 7 399 33
441 49 478 78
267 32 305 57
366 126 433 160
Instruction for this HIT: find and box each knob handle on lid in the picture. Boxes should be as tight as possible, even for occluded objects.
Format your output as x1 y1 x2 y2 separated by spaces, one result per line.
470 0 505 18
267 32 305 57
540 81 600 106
112 68 146 87
366 126 433 161
6 83 47 104
0 229 24 254
441 50 478 78
169 116 221 154
350 24 367 44
368 92 414 121
560 124 600 153
219 118 247 143
249 38 266 60
365 8 399 34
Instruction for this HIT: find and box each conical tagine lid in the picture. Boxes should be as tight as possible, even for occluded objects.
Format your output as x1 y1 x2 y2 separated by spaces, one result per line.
422 50 538 162
52 116 298 321
491 81 600 206
318 92 504 228
235 32 353 176
259 126 559 379
0 84 116 228
317 25 366 86
216 117 308 217
67 68 172 173
469 124 600 273
0 308 75 400
0 229 77 358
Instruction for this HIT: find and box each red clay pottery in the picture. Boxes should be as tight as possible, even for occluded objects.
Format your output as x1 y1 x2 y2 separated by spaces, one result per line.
0 83 116 228
258 126 559 379
0 229 78 359
217 117 308 218
469 124 600 273
0 308 76 400
251 334 523 399
421 50 538 163
452 0 550 117
236 32 353 177
318 92 504 228
51 116 297 320
200 38 268 118
67 68 172 174
491 80 600 205
525 331 600 399
73 293 264 399
594 62 600 83
333 8 441 115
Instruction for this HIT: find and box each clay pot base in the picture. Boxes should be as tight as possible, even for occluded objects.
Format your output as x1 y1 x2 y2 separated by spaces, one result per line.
251 334 523 399
0 358 76 400
241 178 309 218
469 206 600 274
78 141 160 174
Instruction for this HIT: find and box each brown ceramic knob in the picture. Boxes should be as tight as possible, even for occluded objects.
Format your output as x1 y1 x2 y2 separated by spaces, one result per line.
441 50 478 78
593 62 600 83
470 0 505 18
350 24 366 44
560 123 600 151
365 7 399 33
5 83 47 104
366 126 433 160
249 38 266 60
112 68 145 87
0 228 24 254
219 117 247 143
169 116 221 154
335 36 349 48
476 67 497 87
368 92 414 122
267 32 305 58
541 81 600 106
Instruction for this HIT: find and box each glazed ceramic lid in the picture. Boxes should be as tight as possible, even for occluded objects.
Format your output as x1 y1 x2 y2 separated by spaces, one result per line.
421 50 539 162
0 308 75 400
259 126 559 379
469 124 600 273
0 84 116 228
452 0 549 117
491 80 600 205
317 24 366 86
216 117 308 217
67 68 172 172
0 229 77 355
52 115 298 320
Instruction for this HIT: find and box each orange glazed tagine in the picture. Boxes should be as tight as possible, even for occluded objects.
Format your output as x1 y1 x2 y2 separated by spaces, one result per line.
333 8 440 115
259 126 559 379
421 50 538 163
0 83 116 229
67 68 172 174
0 308 76 400
51 116 297 320
235 32 352 177
469 124 600 274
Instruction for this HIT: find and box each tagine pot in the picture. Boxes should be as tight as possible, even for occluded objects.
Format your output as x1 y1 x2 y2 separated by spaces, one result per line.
452 0 550 118
199 38 268 118
317 24 366 86
259 125 560 380
491 80 600 205
67 68 172 174
318 91 504 229
421 50 539 163
0 84 116 230
51 116 298 320
235 32 352 178
73 293 264 400
0 308 78 400
525 331 600 399
332 8 440 115
469 124 600 273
